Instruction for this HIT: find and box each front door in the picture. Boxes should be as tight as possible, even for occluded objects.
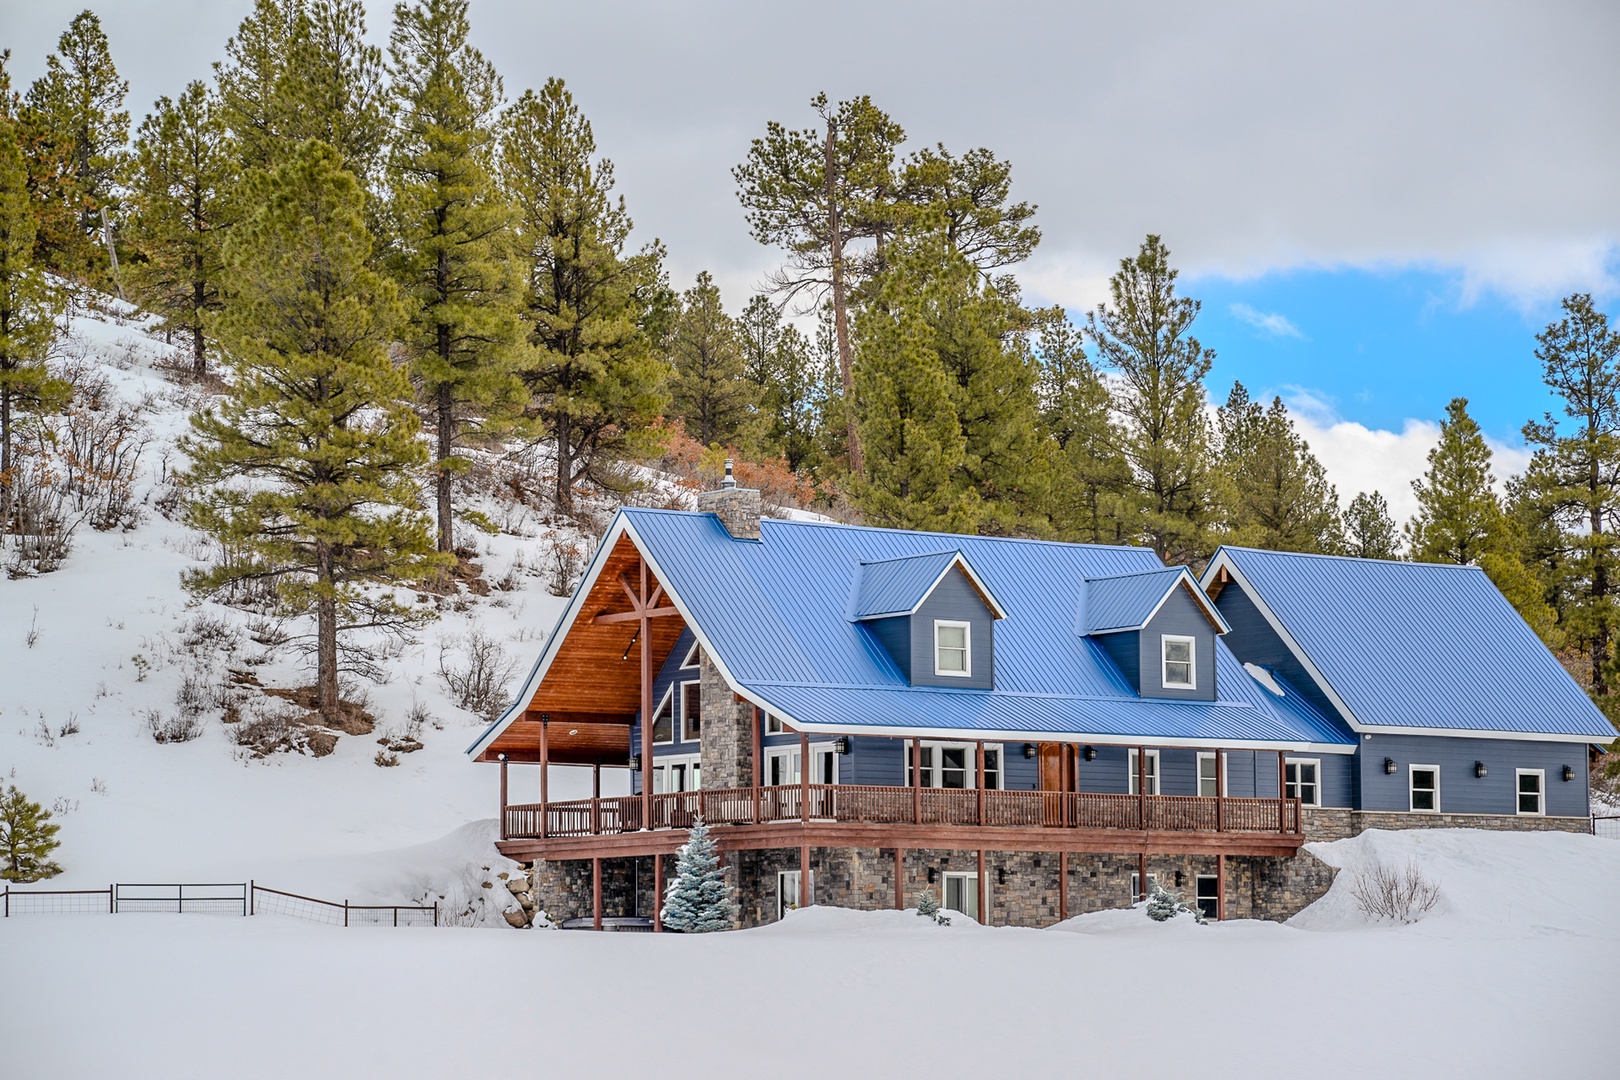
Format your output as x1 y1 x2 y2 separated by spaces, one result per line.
1038 743 1073 791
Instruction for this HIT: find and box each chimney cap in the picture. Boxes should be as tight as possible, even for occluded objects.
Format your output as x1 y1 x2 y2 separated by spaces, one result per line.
721 458 737 489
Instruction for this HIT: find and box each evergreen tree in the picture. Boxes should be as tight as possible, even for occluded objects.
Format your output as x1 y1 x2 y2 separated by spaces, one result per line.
738 293 780 386
499 79 667 515
668 272 755 448
24 10 129 282
734 93 904 476
1518 294 1620 698
181 140 443 725
125 81 233 376
387 0 525 554
1407 397 1502 565
214 0 301 170
894 144 1040 274
1343 491 1401 560
660 818 738 932
0 53 80 280
0 120 70 526
763 323 826 474
0 783 63 882
1036 310 1132 544
1217 382 1342 553
1086 235 1224 564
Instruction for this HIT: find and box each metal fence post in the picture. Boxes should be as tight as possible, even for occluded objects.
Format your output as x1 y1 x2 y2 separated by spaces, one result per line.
344 899 349 928
249 880 255 916
434 901 439 927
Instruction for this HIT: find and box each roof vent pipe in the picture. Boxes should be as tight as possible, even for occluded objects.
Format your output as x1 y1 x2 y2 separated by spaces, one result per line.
721 458 737 489
697 458 761 539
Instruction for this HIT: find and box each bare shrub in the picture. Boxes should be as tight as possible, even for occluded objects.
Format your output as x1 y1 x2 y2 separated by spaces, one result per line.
59 397 148 531
5 447 82 576
178 612 240 658
145 708 204 744
57 713 80 738
374 749 400 767
24 606 39 647
438 630 519 721
1349 858 1442 923
543 532 591 597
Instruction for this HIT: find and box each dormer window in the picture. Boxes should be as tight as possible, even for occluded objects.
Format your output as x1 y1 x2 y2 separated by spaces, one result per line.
1161 635 1195 689
934 620 971 677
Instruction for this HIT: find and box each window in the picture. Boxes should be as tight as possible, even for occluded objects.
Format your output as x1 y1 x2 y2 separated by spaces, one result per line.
650 686 675 744
1516 769 1545 815
1127 749 1160 795
1410 765 1439 812
651 754 700 793
1198 752 1221 797
680 680 702 742
1129 872 1159 901
943 872 979 921
765 745 839 786
764 711 785 735
777 870 813 919
1161 635 1195 689
934 620 971 677
681 641 700 668
1285 758 1321 807
905 742 1003 789
1195 875 1219 921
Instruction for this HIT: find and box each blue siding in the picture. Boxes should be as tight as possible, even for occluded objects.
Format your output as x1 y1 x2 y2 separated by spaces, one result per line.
905 567 996 689
1213 579 1342 723
1095 631 1140 688
1136 589 1217 702
1356 733 1590 816
865 616 912 681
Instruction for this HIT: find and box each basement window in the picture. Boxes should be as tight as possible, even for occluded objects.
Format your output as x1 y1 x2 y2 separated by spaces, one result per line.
1161 635 1195 689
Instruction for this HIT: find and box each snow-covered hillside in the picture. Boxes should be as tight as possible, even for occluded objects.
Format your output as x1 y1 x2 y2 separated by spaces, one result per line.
0 300 622 923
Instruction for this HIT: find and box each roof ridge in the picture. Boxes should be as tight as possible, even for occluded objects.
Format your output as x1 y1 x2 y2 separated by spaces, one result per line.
1084 566 1187 582
1221 545 1486 572
857 549 962 567
757 514 1157 554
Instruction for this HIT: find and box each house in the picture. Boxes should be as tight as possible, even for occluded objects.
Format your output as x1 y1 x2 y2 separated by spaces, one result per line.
468 469 1610 929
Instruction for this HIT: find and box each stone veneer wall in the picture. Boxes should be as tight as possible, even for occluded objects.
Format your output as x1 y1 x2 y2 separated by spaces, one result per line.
698 650 753 790
1303 808 1591 842
694 486 761 539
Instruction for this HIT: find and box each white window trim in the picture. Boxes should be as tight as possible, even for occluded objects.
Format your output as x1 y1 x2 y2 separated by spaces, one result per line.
651 752 701 793
1129 872 1159 901
942 871 981 921
1409 764 1440 813
649 684 675 746
1196 752 1226 798
777 869 813 917
1285 756 1323 808
1128 748 1160 795
681 641 700 668
1161 634 1196 690
933 619 972 678
1515 768 1546 816
678 679 701 743
763 710 785 735
1194 874 1219 920
904 741 1004 789
764 744 841 787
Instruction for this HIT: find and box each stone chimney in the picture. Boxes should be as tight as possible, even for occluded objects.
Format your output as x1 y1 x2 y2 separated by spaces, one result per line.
696 459 762 539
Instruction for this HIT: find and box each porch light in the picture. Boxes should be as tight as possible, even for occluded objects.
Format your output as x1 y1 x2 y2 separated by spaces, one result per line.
832 737 851 755
997 867 1007 886
1023 743 1036 759
1563 765 1576 782
926 867 936 884
1474 761 1487 778
628 753 642 772
1384 758 1397 775
1083 746 1098 761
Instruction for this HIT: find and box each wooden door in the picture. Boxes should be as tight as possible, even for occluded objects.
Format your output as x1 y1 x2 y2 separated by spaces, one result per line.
1038 743 1064 791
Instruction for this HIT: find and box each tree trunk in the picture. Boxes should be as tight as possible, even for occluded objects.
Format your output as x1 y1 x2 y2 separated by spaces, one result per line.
316 543 339 726
825 116 862 478
1593 500 1608 697
192 193 207 377
0 387 11 529
436 378 454 554
554 413 573 516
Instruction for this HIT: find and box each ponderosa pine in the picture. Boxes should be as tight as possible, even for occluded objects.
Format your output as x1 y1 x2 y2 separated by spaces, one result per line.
1407 397 1502 566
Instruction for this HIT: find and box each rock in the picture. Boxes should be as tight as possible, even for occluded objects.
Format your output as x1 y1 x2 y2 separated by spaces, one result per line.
505 878 527 895
518 895 536 910
497 871 510 881
503 908 529 929
480 880 493 889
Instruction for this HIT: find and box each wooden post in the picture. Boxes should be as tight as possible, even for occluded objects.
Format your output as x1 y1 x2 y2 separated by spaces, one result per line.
976 741 986 825
1137 745 1147 829
1137 851 1147 903
977 848 987 925
653 854 663 932
894 847 904 910
592 857 603 931
640 560 653 831
1215 749 1225 832
1216 852 1227 922
800 731 810 823
1058 850 1068 922
538 719 549 839
912 738 922 824
1278 751 1287 833
752 707 763 824
799 844 810 909
498 754 509 840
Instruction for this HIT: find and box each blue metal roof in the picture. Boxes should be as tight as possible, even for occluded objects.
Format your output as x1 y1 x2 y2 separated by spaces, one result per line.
1081 567 1226 634
1212 546 1617 740
850 550 963 620
616 510 1356 748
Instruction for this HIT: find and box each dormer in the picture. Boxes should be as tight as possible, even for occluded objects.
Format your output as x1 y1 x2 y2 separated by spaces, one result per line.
851 551 1007 689
1080 567 1229 701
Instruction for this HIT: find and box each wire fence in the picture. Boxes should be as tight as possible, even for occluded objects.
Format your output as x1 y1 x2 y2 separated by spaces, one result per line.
1594 815 1620 840
1 881 436 927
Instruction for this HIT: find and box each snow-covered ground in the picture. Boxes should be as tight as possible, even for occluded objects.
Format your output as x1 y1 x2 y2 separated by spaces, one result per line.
4 303 1618 1079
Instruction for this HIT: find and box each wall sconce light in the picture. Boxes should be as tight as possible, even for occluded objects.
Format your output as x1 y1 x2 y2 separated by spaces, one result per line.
1474 761 1487 778
831 737 851 755
1174 870 1184 888
997 867 1007 886
1563 765 1576 782
1083 745 1098 761
1384 757 1397 775
926 867 937 884
1023 743 1036 759
628 753 642 772
497 752 508 763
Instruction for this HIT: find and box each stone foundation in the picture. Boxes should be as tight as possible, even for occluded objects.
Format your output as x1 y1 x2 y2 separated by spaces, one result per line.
1304 808 1591 842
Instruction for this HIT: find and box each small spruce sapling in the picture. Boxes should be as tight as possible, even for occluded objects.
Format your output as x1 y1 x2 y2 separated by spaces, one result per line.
0 783 64 882
1145 882 1204 924
915 891 950 926
660 818 738 932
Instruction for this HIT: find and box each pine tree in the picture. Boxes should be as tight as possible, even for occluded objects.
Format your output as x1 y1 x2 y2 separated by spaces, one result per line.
214 0 301 171
1518 294 1620 698
660 818 738 932
1407 397 1502 565
766 326 826 474
734 94 905 476
1343 491 1401 560
499 79 667 515
387 0 525 555
125 81 233 376
668 272 756 448
181 140 443 726
0 783 63 882
1086 236 1224 564
24 10 129 283
1036 310 1132 544
1218 382 1342 553
0 120 70 527
894 144 1040 274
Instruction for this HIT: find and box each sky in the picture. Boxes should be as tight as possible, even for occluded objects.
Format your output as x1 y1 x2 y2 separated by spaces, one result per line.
7 0 1619 524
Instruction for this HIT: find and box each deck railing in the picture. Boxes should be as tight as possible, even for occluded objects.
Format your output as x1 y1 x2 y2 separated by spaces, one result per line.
505 785 1301 840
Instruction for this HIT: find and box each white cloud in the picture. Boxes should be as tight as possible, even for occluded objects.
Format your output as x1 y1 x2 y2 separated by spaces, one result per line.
1230 303 1303 339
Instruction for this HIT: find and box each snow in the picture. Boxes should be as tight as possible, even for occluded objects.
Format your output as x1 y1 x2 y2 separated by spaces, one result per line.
3 302 1618 1078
